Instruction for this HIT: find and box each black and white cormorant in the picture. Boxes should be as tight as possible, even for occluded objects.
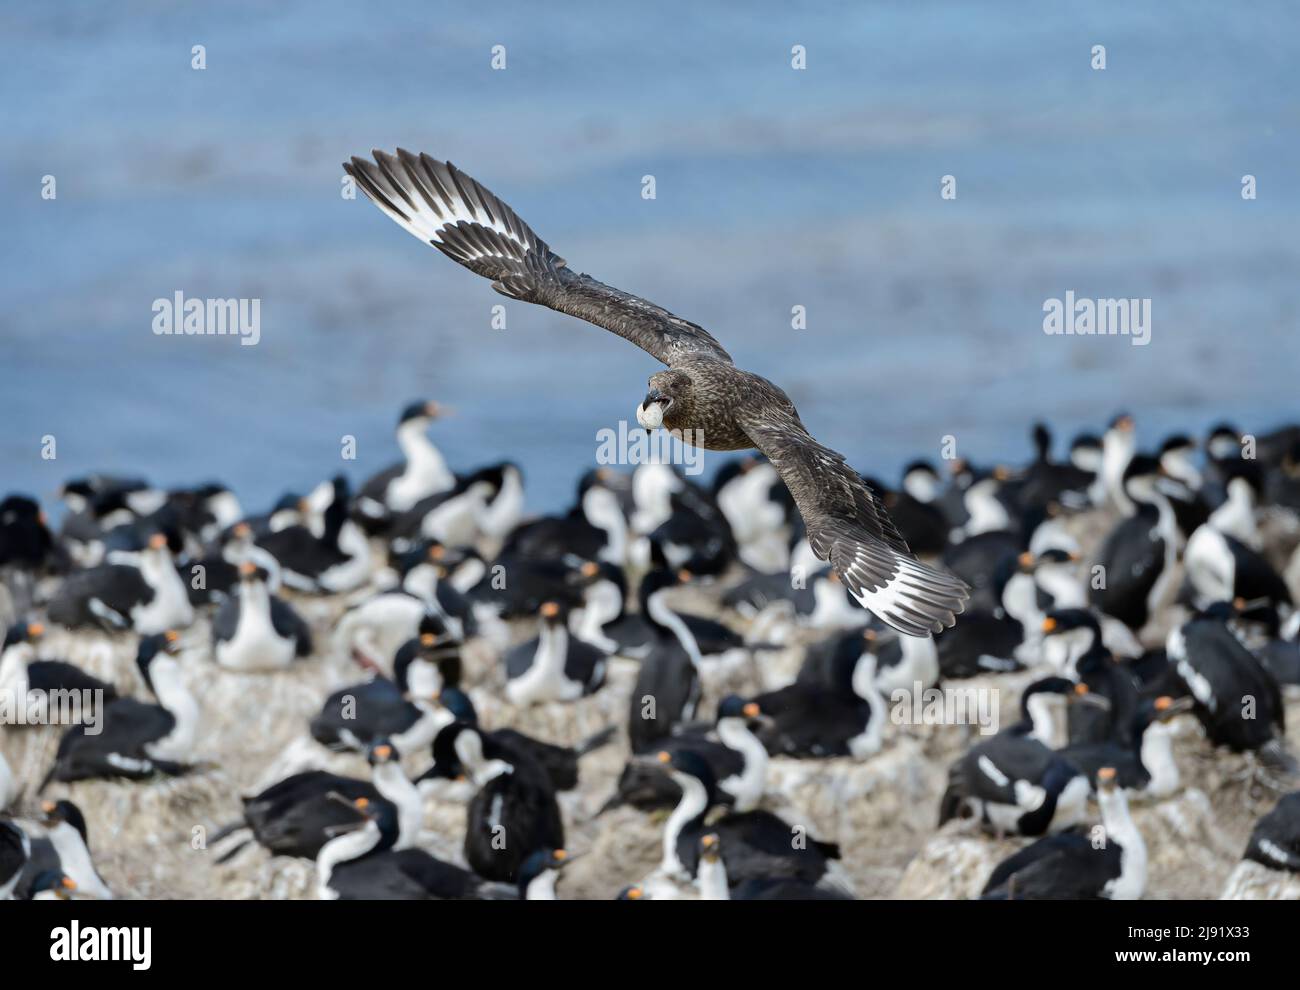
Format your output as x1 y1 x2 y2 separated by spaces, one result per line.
211 563 312 671
0 621 118 720
665 568 763 657
1069 432 1103 479
1089 456 1180 632
387 462 522 550
418 686 616 793
1254 605 1300 689
564 559 647 656
214 771 382 863
603 695 769 813
1017 549 1143 659
638 749 843 893
310 624 461 754
999 549 1079 629
427 722 564 883
1243 792 1300 872
179 532 244 606
237 491 307 538
1205 422 1245 476
256 477 371 593
629 548 761 658
315 795 517 900
694 832 854 900
213 738 425 863
57 475 154 567
25 870 80 900
714 456 790 571
463 550 584 621
721 565 862 631
1002 676 1080 749
1166 603 1292 768
1016 423 1094 513
1206 458 1264 549
501 469 630 565
1156 434 1212 540
333 541 487 668
47 532 194 634
0 494 55 576
356 400 455 530
14 799 112 900
628 566 704 752
947 466 1017 544
515 847 575 900
981 766 1147 899
938 687 1089 837
1099 413 1137 514
1184 522 1292 610
396 544 490 640
802 625 939 697
1039 609 1142 745
218 518 284 583
930 553 1033 679
879 461 948 557
40 630 202 788
634 466 738 577
504 599 607 706
1062 695 1191 799
0 820 30 900
751 640 886 758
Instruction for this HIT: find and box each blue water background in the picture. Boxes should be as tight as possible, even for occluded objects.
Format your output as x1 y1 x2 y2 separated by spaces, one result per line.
3 1 1298 514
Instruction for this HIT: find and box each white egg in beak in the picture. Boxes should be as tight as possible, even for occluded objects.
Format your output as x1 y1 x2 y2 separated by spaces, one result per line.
637 401 664 430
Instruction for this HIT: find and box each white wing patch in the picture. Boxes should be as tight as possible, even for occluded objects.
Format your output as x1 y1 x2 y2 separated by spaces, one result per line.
356 496 387 519
105 753 152 774
88 598 129 628
488 793 505 834
1013 779 1047 811
977 755 1010 788
1176 658 1216 711
349 152 529 260
844 553 965 638
1258 838 1293 866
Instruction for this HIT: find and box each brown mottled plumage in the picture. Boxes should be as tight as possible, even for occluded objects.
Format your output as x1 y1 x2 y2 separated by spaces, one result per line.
343 150 968 636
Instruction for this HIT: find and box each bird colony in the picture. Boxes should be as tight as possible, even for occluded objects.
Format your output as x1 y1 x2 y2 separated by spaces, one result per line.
3 410 1300 900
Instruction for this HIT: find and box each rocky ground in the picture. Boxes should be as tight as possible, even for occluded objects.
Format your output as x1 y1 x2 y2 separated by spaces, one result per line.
3 507 1300 900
